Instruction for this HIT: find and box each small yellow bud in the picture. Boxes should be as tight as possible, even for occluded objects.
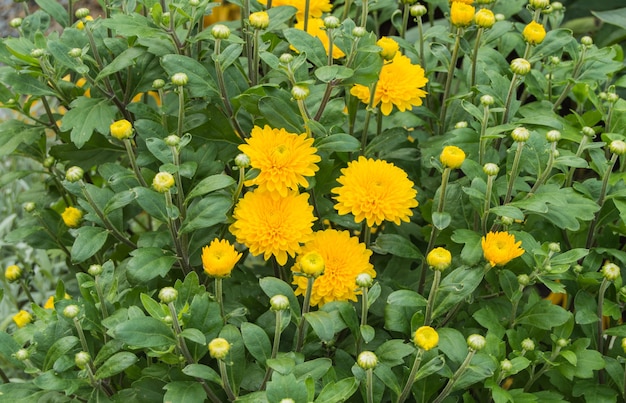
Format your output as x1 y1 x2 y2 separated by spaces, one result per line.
152 172 175 193
61 206 83 228
249 11 269 29
13 310 32 328
522 21 546 45
426 247 452 271
450 2 475 28
377 37 399 61
5 265 22 282
474 8 495 29
299 251 325 277
413 326 439 351
440 145 466 169
209 338 231 359
110 119 133 140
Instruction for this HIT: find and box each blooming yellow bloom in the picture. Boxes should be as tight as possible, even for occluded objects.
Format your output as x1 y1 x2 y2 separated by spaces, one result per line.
292 229 375 306
522 21 546 45
426 247 452 271
230 190 316 265
333 157 418 227
62 206 83 228
450 2 475 27
13 310 32 328
239 125 321 197
294 18 345 59
440 145 466 169
5 265 21 282
258 0 332 20
481 231 525 267
202 239 242 278
414 326 439 351
377 37 399 61
350 53 428 116
110 119 133 140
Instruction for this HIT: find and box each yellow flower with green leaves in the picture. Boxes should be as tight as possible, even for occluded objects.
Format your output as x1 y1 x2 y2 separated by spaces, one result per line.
481 231 525 267
202 239 242 278
61 206 83 228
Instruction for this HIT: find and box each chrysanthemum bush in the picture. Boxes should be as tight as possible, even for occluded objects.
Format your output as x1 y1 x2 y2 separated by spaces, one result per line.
2 0 626 401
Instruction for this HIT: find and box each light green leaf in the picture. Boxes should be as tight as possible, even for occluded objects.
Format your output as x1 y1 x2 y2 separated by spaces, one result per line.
179 195 231 233
515 299 571 330
163 381 206 403
71 226 109 263
432 266 484 319
315 377 358 403
186 174 236 201
183 364 222 385
43 336 79 371
112 316 175 348
315 133 360 153
96 47 145 81
60 97 117 148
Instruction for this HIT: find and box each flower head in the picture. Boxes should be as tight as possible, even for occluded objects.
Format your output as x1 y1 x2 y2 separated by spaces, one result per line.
209 338 231 359
239 125 321 197
153 172 175 193
294 18 345 59
110 119 133 140
291 230 375 307
13 310 32 328
202 239 242 278
450 2 475 27
377 37 399 61
481 231 525 267
440 146 466 169
426 247 452 271
414 326 439 351
332 157 418 227
299 251 325 277
350 53 428 116
357 351 378 370
230 190 316 265
249 11 269 29
5 265 22 282
522 21 546 45
259 0 331 20
62 206 83 228
474 8 495 28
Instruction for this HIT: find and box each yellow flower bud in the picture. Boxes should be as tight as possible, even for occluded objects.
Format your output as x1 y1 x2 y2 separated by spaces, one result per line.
209 338 231 360
13 310 32 328
152 172 175 193
299 251 325 277
5 265 22 282
61 206 83 228
377 37 399 61
413 326 439 351
440 145 466 169
249 11 269 29
426 247 452 271
474 8 495 29
522 21 546 45
110 119 133 140
450 2 475 28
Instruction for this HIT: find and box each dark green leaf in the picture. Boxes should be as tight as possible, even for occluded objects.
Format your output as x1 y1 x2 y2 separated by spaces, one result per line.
96 47 145 81
161 54 218 98
304 311 335 342
183 364 222 385
515 299 571 330
94 352 138 380
134 186 167 221
179 195 232 233
186 174 236 201
241 322 272 366
284 28 327 68
432 266 484 319
315 377 358 403
315 133 360 153
127 247 177 282
372 234 423 259
163 381 206 403
43 336 79 371
60 97 117 148
71 226 108 263
112 316 175 348
315 65 354 82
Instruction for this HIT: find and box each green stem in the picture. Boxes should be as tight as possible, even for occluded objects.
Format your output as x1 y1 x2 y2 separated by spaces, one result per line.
216 277 225 324
585 153 618 248
424 270 441 326
470 28 484 89
214 39 246 141
528 142 557 195
360 82 379 155
18 279 36 305
439 28 462 134
397 349 424 403
93 276 109 342
552 46 588 112
176 86 185 138
366 368 374 403
565 135 589 188
342 0 352 21
432 349 476 403
73 317 90 355
482 173 495 234
252 29 260 86
164 190 190 274
503 142 524 205
219 360 237 401
314 81 336 121
478 104 490 166
597 278 610 355
123 139 148 188
295 276 314 352
360 0 369 27
232 166 246 204
296 99 312 137
500 73 519 125
401 4 410 39
261 309 283 390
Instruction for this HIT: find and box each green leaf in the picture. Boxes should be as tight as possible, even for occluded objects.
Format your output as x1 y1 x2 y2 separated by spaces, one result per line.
375 339 415 367
180 328 207 345
94 352 138 380
438 328 468 364
293 358 332 381
35 0 69 26
71 226 109 263
371 234 423 259
592 8 626 28
0 69 55 96
432 266 484 319
127 247 177 282
161 54 218 98
432 212 452 230
284 28 328 68
104 189 137 214
183 364 222 385
96 47 145 81
375 363 402 395
186 174 236 201
100 13 163 38
112 316 175 348
0 120 44 157
163 381 206 403
43 336 79 371
259 94 303 133
60 97 117 149
550 248 589 265
260 277 301 319
515 299 571 330
179 195 232 233
304 311 335 342
241 322 272 366
360 325 375 344
489 206 525 221
315 65 354 83
315 377 358 403
216 43 243 70
315 133 360 153
134 187 168 221
415 354 446 381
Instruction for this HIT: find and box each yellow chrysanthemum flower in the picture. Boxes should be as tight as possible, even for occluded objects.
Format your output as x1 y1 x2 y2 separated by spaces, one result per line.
332 157 418 227
229 190 316 265
292 229 375 307
440 145 466 169
522 21 546 45
259 0 332 20
414 326 439 351
110 119 133 140
481 231 525 267
239 125 321 197
350 53 428 116
13 310 32 328
202 239 242 278
450 2 475 27
62 206 83 228
294 18 345 59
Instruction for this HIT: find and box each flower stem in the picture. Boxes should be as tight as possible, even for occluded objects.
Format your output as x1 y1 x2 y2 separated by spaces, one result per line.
553 45 588 112
503 142 524 205
366 368 374 403
432 349 476 403
176 85 185 138
295 276 314 352
360 0 369 28
597 278 610 355
528 142 557 195
585 153 618 248
439 28 463 134
123 138 148 188
470 28 484 89
401 4 410 39
565 135 589 188
214 38 246 141
500 73 519 126
478 104 490 166
216 277 225 324
397 349 424 403
482 173 495 234
73 317 91 355
360 81 378 155
296 99 312 137
424 270 441 326
164 190 190 274
252 29 260 86
261 309 284 390
18 279 35 305
219 360 237 401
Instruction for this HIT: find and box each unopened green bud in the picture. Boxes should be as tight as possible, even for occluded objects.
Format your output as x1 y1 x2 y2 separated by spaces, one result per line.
189 0 200 6
75 351 91 369
607 93 619 103
467 334 486 351
480 95 494 106
550 56 560 65
235 153 251 168
573 264 583 274
510 58 531 75
521 338 535 351
356 273 374 288
548 242 561 253
581 36 593 47
171 73 188 86
279 53 294 64
609 140 626 156
31 48 45 58
75 8 90 18
153 78 165 89
546 130 561 143
65 166 84 182
165 135 180 147
622 338 626 354
511 127 530 142
410 4 427 17
249 11 269 29
270 294 290 311
602 262 621 282
23 202 36 213
211 24 231 40
158 287 178 303
500 359 512 372
501 216 514 226
483 163 499 176
495 13 505 22
551 2 563 11
10 18 22 28
529 0 550 9
400 0 416 5
455 121 468 129
88 264 103 277
63 304 80 319
161 12 170 25
357 351 378 370
581 126 595 137
323 15 341 29
352 26 367 38
68 48 82 58
291 84 310 100
517 274 531 286
15 348 29 361
557 338 569 348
